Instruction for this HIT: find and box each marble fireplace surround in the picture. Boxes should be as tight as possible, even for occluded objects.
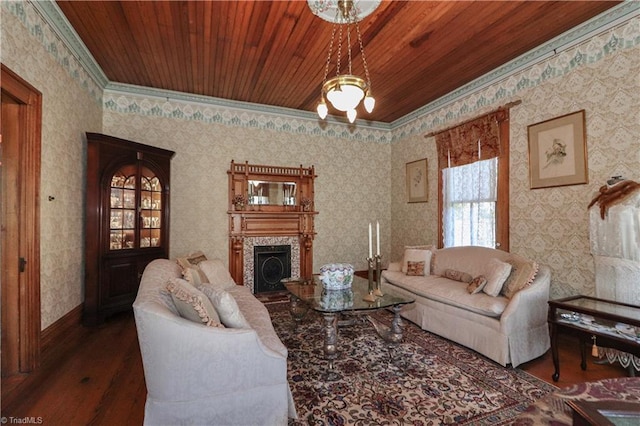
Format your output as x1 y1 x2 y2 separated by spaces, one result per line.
243 236 300 294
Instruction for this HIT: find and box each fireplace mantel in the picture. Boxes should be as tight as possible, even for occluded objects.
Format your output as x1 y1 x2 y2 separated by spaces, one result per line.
227 161 317 285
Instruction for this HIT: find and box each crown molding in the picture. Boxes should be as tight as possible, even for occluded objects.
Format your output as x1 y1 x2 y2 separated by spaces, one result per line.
30 0 108 88
104 82 392 133
103 82 394 143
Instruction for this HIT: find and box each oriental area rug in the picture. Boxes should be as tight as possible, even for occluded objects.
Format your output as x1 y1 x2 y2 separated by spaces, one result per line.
265 301 558 426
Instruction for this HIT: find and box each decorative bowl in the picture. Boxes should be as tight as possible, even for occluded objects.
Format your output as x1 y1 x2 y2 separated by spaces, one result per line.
319 263 354 290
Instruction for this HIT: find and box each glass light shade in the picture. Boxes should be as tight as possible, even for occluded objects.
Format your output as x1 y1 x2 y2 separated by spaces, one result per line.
346 109 357 123
364 95 375 113
327 85 364 111
317 101 328 119
323 75 366 112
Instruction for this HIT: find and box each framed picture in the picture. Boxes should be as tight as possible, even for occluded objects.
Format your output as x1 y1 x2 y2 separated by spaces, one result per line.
527 110 588 189
406 158 428 203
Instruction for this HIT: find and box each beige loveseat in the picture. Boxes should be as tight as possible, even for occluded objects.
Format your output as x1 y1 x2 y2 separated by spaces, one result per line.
133 257 296 425
381 245 551 367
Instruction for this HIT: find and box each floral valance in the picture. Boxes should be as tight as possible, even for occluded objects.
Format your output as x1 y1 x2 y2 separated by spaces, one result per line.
435 109 509 170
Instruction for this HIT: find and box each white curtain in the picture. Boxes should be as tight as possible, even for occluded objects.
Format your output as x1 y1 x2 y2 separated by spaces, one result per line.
443 157 497 248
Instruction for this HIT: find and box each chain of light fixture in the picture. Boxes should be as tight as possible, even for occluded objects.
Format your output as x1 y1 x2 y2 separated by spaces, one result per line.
313 0 376 123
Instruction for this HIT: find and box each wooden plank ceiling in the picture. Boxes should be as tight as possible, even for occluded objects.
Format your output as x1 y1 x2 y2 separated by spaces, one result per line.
56 0 619 123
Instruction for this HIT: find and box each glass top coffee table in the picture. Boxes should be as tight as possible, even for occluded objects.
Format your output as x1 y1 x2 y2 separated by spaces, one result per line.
283 275 415 370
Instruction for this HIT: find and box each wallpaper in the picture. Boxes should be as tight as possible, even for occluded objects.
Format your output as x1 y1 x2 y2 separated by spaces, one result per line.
2 0 639 330
102 111 391 274
391 25 640 299
1 2 103 329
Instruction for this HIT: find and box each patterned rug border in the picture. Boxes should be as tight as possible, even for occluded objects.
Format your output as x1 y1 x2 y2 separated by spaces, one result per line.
266 301 557 425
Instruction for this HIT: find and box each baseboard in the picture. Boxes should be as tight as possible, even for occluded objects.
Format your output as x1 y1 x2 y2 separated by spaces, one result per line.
40 303 83 354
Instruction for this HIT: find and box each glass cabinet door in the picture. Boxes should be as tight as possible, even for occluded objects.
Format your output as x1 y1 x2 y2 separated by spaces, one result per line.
108 164 163 250
109 166 137 250
140 166 162 248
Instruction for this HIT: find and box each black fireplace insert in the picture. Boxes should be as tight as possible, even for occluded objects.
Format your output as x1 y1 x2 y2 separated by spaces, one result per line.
253 245 291 293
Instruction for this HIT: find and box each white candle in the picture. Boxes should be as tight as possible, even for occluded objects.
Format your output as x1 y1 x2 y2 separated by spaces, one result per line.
368 223 372 258
376 221 380 256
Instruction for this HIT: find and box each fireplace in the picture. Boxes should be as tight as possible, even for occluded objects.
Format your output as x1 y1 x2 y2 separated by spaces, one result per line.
242 236 300 294
227 162 316 289
253 245 291 293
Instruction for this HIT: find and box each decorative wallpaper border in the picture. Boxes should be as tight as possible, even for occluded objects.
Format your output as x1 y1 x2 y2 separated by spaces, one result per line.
3 0 106 103
102 86 393 144
5 1 640 142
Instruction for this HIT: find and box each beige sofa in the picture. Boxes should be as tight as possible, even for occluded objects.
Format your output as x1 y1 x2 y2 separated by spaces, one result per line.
381 245 550 367
133 258 296 425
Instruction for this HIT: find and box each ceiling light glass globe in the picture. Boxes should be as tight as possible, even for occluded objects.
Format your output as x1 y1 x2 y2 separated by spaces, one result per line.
347 108 357 123
327 84 364 112
317 101 328 119
364 95 375 113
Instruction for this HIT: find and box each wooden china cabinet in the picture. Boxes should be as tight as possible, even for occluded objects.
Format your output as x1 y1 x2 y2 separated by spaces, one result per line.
84 133 174 326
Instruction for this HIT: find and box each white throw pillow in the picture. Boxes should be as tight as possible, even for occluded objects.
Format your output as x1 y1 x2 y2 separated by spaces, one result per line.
166 278 223 327
199 259 236 290
402 249 432 275
198 283 251 329
482 258 513 297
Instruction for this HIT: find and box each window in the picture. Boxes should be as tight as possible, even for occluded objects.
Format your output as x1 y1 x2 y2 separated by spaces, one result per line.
434 108 511 250
442 158 497 248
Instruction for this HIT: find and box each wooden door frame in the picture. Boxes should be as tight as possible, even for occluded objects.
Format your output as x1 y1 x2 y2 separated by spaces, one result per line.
1 64 42 374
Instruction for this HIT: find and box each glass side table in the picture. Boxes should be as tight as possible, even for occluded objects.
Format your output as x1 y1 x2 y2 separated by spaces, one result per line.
548 295 640 382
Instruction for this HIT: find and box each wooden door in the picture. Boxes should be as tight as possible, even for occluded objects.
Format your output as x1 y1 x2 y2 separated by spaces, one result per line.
1 65 42 376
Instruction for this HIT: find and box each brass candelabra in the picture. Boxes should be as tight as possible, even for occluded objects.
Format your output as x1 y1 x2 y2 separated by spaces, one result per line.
364 256 376 302
374 254 384 297
364 254 384 302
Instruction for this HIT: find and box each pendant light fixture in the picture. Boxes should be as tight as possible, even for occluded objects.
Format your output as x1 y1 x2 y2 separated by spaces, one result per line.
308 0 380 123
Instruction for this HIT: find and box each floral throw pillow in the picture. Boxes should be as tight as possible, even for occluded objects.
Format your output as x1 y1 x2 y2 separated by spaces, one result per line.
176 251 209 285
176 250 208 269
443 268 473 283
402 249 432 275
406 260 426 276
467 275 488 294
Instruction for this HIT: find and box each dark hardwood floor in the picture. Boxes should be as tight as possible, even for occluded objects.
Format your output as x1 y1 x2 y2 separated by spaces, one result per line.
1 308 629 425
